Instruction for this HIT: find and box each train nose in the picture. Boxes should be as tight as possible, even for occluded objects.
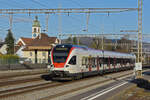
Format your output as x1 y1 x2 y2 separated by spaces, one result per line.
53 63 65 68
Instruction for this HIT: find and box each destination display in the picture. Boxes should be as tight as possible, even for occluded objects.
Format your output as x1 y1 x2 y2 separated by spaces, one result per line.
55 48 68 51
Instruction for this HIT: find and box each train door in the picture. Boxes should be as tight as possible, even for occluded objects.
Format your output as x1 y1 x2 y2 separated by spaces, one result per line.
77 54 82 72
68 55 78 73
113 57 116 71
81 57 87 72
108 57 111 71
88 56 92 72
92 57 97 72
97 56 100 71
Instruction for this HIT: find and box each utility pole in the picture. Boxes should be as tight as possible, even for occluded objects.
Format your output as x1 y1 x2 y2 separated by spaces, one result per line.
86 12 90 32
45 14 49 32
9 14 13 30
138 0 143 63
135 0 143 79
58 5 62 44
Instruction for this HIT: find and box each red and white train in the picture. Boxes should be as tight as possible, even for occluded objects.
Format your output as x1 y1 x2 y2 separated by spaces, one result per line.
49 44 136 80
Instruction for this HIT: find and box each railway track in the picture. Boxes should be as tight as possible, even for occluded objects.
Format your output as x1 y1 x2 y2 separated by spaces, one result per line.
0 76 43 87
0 68 149 100
0 81 61 98
0 70 135 100
0 69 49 80
39 72 133 100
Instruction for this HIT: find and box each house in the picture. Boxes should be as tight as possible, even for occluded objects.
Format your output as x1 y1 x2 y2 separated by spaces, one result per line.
0 42 7 55
22 33 59 64
15 16 59 64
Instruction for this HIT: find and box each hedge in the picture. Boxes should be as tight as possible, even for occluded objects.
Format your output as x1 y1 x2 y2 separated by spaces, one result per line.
0 55 19 64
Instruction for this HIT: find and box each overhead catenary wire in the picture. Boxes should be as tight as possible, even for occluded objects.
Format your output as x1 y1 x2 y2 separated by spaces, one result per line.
68 15 100 32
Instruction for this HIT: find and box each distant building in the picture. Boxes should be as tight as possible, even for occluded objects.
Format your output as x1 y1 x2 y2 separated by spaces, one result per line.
15 37 33 57
0 42 7 55
15 16 59 64
22 33 59 64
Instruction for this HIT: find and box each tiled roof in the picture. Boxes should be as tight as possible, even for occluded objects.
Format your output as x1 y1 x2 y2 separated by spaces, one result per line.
20 37 33 45
22 33 58 51
29 33 57 46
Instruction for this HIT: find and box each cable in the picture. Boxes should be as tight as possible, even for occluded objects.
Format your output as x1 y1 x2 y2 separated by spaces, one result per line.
67 15 100 32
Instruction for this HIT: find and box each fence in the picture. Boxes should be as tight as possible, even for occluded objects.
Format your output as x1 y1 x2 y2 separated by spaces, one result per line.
0 55 19 64
0 58 51 65
0 63 48 70
0 58 19 64
0 55 50 70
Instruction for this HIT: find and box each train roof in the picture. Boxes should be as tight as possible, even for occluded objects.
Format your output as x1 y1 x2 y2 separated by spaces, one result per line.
55 44 136 59
55 44 88 49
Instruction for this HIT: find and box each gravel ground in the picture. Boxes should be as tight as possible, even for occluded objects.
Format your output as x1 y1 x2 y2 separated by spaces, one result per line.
108 74 150 100
109 84 150 100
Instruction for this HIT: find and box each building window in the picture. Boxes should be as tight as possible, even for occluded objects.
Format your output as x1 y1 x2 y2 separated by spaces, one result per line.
34 28 36 32
42 52 46 57
42 59 46 63
30 52 32 56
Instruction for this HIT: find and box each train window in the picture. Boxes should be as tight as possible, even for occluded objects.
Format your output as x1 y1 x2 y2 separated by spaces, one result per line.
121 59 123 64
86 65 88 68
92 58 95 65
52 45 72 63
92 65 95 68
131 59 135 64
103 58 108 64
99 58 102 64
123 59 126 64
116 58 120 64
69 56 76 65
109 58 113 64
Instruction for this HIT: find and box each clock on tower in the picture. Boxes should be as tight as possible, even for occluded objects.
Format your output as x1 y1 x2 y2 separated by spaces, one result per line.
33 33 37 38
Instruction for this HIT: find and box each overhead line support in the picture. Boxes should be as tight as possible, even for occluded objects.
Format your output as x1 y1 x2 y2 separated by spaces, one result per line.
0 8 138 14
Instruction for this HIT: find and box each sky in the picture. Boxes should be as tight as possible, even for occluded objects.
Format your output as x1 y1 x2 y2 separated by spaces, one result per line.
0 0 149 42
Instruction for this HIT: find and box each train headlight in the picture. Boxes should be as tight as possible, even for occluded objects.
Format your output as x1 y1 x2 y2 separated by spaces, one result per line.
51 64 54 68
66 65 69 68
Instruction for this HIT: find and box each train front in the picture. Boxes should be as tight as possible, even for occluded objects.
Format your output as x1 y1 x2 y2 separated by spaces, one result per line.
49 44 76 79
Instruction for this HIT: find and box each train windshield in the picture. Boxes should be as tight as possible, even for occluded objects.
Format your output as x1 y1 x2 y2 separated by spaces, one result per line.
52 45 72 63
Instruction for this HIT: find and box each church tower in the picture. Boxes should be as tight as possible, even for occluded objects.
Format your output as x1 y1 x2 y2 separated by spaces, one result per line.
32 16 41 39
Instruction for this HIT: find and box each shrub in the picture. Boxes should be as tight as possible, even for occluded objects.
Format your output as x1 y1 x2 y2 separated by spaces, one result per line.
0 55 19 64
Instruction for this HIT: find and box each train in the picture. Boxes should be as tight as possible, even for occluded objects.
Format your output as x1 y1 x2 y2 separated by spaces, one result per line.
48 44 136 80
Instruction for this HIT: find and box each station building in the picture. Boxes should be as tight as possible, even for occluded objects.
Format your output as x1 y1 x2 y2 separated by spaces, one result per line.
15 16 59 64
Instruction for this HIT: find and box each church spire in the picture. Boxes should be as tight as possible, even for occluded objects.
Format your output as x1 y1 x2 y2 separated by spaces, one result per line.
32 16 41 39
